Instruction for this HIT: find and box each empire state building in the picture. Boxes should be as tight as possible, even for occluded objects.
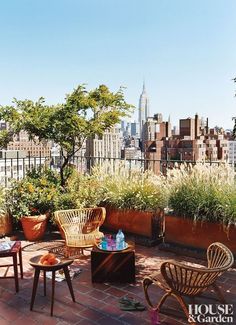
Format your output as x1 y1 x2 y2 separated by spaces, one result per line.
138 82 149 136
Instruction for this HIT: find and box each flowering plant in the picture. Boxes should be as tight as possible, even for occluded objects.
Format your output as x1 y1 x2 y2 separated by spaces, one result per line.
64 169 105 209
6 168 61 221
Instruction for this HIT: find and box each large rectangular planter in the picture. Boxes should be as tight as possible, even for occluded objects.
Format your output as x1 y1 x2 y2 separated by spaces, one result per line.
165 215 236 255
102 207 164 246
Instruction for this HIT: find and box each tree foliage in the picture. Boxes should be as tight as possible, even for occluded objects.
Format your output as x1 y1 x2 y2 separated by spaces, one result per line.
0 84 133 186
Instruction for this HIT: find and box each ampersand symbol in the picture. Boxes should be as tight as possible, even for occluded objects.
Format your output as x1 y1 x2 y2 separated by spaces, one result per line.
188 315 196 323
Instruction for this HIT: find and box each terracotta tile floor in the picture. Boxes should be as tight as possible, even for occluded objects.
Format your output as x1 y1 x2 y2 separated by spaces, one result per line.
0 236 235 325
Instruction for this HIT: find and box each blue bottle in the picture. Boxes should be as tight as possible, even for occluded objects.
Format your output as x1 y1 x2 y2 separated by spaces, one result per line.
116 229 125 249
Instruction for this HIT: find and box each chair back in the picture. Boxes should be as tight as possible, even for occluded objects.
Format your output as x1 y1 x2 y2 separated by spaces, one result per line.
207 242 234 270
161 242 234 297
55 207 105 230
54 207 106 248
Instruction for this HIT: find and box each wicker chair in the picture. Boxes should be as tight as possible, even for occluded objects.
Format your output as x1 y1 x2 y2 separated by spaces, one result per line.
54 207 106 256
143 242 234 324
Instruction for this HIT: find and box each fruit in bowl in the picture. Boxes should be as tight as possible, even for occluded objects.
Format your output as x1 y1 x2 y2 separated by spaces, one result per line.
39 253 59 266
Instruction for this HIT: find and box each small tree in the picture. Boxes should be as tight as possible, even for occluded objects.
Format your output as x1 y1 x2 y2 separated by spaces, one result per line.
0 84 133 186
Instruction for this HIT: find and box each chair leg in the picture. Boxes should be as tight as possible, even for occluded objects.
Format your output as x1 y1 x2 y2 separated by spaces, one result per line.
13 253 19 293
143 278 155 308
143 277 170 311
171 292 190 321
212 283 226 303
19 246 23 279
157 292 171 310
143 278 195 325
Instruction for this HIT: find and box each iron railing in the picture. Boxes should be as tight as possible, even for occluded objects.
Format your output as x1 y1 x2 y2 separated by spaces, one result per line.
0 152 235 187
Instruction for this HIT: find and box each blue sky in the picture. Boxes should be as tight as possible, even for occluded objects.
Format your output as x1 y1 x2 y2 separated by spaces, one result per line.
0 0 235 129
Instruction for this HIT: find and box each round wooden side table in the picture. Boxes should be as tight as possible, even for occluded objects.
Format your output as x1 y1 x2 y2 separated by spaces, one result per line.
29 255 75 316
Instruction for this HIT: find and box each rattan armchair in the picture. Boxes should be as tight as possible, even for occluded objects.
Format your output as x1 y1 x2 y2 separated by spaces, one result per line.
54 207 106 256
143 242 234 324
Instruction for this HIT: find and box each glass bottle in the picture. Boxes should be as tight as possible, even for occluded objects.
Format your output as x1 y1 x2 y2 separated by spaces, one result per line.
116 229 125 249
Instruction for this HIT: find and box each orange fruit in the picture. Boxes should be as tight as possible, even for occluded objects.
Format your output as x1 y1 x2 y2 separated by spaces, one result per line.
40 253 56 264
48 256 56 264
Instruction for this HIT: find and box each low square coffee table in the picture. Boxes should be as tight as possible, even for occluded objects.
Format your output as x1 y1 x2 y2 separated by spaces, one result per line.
91 241 135 283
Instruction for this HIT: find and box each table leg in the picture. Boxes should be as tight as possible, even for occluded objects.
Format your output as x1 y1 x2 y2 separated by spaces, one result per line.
63 266 75 302
43 271 46 296
19 246 23 279
51 271 55 316
30 268 40 311
13 253 19 292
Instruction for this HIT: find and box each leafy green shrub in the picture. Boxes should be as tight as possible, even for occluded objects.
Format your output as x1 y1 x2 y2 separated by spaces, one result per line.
0 186 6 212
6 168 61 222
64 169 105 209
168 163 236 225
60 162 168 212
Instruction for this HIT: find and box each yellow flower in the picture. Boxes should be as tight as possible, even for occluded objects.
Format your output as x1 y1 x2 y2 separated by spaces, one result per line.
28 183 35 193
40 178 47 186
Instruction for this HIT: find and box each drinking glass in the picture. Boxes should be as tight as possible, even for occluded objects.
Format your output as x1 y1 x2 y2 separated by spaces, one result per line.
101 237 107 250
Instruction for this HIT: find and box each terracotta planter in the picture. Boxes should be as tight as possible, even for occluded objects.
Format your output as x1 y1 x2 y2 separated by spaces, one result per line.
0 212 12 236
103 207 164 240
21 215 48 241
165 215 236 255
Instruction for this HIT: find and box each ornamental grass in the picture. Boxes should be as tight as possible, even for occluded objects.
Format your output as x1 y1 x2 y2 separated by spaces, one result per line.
167 163 236 225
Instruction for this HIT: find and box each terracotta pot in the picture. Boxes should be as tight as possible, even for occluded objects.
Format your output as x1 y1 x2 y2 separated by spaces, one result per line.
21 215 48 241
165 215 236 254
103 207 164 239
0 212 12 236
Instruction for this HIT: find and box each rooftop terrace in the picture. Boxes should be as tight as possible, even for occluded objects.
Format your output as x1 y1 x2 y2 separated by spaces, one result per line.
0 235 235 325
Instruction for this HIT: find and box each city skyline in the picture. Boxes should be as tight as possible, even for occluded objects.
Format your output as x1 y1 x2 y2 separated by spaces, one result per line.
0 1 235 129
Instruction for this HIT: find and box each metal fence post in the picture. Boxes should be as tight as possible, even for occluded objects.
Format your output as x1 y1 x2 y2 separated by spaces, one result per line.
4 152 7 188
16 151 19 181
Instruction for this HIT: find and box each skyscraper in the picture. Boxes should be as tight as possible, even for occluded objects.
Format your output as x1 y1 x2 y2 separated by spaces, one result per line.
138 82 149 136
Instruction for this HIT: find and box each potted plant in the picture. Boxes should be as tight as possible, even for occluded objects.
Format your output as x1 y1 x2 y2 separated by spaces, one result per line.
6 168 61 241
165 163 236 254
0 186 12 237
88 163 168 246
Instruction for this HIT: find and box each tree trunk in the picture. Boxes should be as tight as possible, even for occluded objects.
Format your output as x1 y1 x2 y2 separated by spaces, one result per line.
60 157 69 187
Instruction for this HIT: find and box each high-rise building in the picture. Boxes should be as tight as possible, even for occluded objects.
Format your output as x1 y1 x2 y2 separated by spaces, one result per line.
228 140 236 164
138 82 149 136
179 114 201 140
130 121 140 137
7 130 52 157
142 114 171 143
143 114 171 173
85 125 121 159
143 114 232 175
